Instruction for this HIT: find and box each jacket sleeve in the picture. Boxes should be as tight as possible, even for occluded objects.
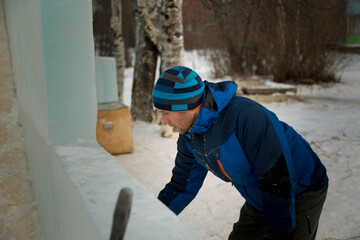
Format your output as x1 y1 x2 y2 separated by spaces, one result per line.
236 104 295 233
158 135 207 215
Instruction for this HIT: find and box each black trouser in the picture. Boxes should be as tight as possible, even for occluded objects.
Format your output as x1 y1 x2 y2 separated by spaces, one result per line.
229 185 328 240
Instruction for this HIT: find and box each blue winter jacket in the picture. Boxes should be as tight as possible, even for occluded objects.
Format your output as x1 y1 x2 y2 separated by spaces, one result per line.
158 81 328 233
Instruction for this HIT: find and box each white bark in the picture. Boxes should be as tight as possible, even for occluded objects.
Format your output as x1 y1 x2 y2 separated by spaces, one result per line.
159 0 184 138
131 0 161 122
135 0 162 50
132 0 184 133
112 0 125 103
160 0 184 72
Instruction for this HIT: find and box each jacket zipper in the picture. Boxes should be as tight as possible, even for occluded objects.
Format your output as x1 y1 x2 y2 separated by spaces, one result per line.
217 160 232 182
204 162 223 180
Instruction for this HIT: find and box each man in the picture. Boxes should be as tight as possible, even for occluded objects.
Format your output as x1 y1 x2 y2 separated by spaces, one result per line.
152 66 328 240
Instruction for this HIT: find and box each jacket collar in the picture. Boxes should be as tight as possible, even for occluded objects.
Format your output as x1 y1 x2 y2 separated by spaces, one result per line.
184 80 238 136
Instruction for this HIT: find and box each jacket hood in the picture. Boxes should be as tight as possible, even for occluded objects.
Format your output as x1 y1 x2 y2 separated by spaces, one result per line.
189 81 238 134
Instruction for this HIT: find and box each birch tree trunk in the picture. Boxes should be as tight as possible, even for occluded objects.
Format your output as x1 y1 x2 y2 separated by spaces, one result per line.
159 0 184 138
131 0 184 130
131 0 161 122
111 0 125 103
159 0 184 72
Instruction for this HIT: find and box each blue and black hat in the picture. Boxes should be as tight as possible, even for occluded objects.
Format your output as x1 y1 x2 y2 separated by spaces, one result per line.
152 66 205 111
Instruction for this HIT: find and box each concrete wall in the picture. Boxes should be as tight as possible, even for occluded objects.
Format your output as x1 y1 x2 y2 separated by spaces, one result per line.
3 0 197 239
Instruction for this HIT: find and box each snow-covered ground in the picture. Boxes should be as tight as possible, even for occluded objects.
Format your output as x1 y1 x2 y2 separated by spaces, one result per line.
1 13 359 236
117 52 360 240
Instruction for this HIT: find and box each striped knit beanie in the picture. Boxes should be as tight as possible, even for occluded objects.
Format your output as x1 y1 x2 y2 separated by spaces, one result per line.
152 66 205 111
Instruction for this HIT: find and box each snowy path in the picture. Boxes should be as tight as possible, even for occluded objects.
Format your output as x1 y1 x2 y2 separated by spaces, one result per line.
116 55 360 240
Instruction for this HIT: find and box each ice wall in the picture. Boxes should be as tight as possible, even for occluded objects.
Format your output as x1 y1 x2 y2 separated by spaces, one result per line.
3 0 197 239
95 56 119 103
41 0 97 144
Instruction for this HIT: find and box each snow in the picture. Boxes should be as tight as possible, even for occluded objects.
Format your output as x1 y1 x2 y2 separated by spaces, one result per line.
116 52 360 240
0 100 41 240
1 26 359 238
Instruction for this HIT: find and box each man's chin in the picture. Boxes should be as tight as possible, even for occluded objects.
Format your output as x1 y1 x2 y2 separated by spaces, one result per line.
173 127 187 134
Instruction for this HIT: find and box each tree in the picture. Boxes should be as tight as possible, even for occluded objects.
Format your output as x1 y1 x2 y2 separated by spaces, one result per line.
159 0 184 72
112 0 125 103
198 0 346 83
93 0 113 56
122 0 136 67
131 0 184 123
131 0 161 122
92 0 126 103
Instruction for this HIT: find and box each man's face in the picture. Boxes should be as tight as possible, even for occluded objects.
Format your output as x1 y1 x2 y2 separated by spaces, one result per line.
157 108 198 134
